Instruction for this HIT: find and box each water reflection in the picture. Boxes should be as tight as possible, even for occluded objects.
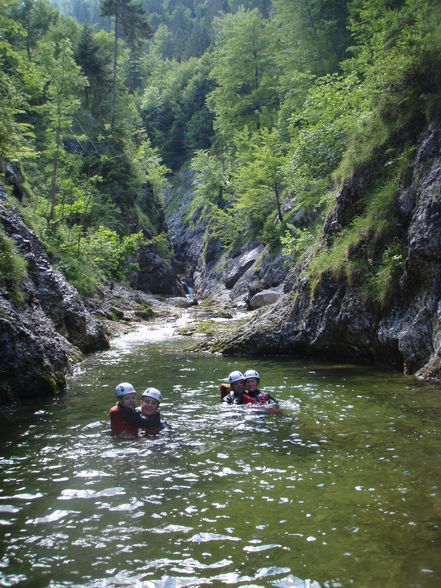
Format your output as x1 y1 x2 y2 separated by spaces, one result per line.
0 322 440 586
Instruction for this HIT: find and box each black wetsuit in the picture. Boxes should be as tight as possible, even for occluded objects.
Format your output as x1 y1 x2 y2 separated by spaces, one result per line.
121 405 161 428
223 391 245 405
109 404 161 437
135 407 164 435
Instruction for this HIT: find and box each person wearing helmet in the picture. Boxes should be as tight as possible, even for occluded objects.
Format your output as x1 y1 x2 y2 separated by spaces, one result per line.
137 387 164 435
109 382 162 438
243 369 278 407
222 371 246 404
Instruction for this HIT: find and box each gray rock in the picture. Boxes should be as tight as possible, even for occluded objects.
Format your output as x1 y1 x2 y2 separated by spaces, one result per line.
133 247 185 296
0 188 108 402
249 289 281 309
224 247 263 289
166 296 197 308
218 121 441 382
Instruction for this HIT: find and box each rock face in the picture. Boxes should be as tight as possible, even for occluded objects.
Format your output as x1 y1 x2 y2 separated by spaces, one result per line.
132 246 185 296
167 173 290 308
168 122 441 382
0 187 109 403
219 121 441 382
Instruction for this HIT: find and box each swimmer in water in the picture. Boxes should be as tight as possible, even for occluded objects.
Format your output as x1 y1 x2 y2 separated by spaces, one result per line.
137 387 164 435
243 370 279 408
222 371 246 404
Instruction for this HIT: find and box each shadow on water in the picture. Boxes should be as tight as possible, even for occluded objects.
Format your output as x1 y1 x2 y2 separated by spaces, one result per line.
1 322 441 587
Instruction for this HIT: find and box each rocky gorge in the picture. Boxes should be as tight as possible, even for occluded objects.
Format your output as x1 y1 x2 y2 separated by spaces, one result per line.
0 185 108 402
1 118 440 404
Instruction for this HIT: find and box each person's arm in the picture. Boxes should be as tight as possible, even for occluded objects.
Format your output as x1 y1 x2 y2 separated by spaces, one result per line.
119 405 161 428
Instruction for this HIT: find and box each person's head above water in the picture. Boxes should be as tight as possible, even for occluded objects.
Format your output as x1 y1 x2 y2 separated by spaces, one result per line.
243 369 260 393
228 370 244 394
115 382 136 409
141 387 162 416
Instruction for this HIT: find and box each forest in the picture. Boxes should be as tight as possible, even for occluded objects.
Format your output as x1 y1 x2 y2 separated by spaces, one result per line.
1 0 440 305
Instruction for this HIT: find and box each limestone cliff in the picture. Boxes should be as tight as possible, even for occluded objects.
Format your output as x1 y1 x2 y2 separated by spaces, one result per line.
168 122 441 382
219 121 441 382
0 187 109 403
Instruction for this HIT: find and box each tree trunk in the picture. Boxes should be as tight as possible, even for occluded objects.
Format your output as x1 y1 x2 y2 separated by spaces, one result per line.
111 10 119 131
49 116 61 233
274 182 283 223
303 0 324 67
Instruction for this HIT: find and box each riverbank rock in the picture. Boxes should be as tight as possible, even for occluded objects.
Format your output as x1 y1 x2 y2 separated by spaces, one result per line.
85 282 184 337
249 288 282 309
0 187 109 403
166 296 197 308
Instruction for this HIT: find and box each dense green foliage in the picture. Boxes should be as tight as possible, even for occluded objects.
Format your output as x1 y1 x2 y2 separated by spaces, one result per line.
1 0 440 302
0 228 28 304
0 0 169 295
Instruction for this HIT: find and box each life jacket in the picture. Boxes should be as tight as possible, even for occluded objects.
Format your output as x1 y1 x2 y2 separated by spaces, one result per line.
109 405 139 438
242 389 276 405
242 392 259 404
220 383 231 400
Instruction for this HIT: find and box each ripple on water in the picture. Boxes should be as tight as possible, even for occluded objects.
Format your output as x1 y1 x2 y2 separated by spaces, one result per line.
1 344 441 587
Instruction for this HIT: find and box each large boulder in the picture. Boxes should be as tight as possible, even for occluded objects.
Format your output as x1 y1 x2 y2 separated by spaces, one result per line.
249 288 282 309
132 247 185 295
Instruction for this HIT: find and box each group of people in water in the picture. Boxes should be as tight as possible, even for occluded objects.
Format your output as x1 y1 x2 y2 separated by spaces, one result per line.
109 383 164 438
109 369 279 438
220 369 278 407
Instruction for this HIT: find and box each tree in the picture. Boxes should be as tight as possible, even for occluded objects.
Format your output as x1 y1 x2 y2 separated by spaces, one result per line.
270 0 350 80
207 7 278 146
75 24 112 115
11 0 58 61
99 0 151 130
140 54 214 169
0 3 40 162
232 126 287 238
36 38 87 231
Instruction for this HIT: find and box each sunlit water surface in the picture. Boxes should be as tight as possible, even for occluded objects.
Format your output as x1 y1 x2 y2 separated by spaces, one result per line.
1 317 441 587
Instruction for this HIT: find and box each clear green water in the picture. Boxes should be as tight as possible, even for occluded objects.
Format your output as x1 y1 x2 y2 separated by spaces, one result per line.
1 320 441 587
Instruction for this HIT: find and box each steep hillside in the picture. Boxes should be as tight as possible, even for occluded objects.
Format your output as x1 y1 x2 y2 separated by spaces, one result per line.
0 185 109 402
213 121 441 381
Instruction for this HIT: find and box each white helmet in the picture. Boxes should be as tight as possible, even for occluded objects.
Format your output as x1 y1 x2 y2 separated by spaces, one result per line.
244 369 259 380
141 387 162 403
115 382 135 397
228 370 244 384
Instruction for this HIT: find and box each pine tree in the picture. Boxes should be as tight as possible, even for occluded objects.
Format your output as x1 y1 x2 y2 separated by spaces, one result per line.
99 0 151 130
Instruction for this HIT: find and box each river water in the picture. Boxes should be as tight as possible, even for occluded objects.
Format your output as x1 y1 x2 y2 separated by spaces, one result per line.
1 314 441 587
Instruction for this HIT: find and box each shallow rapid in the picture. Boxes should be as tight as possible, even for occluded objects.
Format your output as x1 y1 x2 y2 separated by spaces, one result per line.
1 316 441 587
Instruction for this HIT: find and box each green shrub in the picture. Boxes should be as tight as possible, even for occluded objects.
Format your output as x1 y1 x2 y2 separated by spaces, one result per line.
0 230 27 304
281 224 316 259
56 250 103 297
365 240 405 308
150 233 172 263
